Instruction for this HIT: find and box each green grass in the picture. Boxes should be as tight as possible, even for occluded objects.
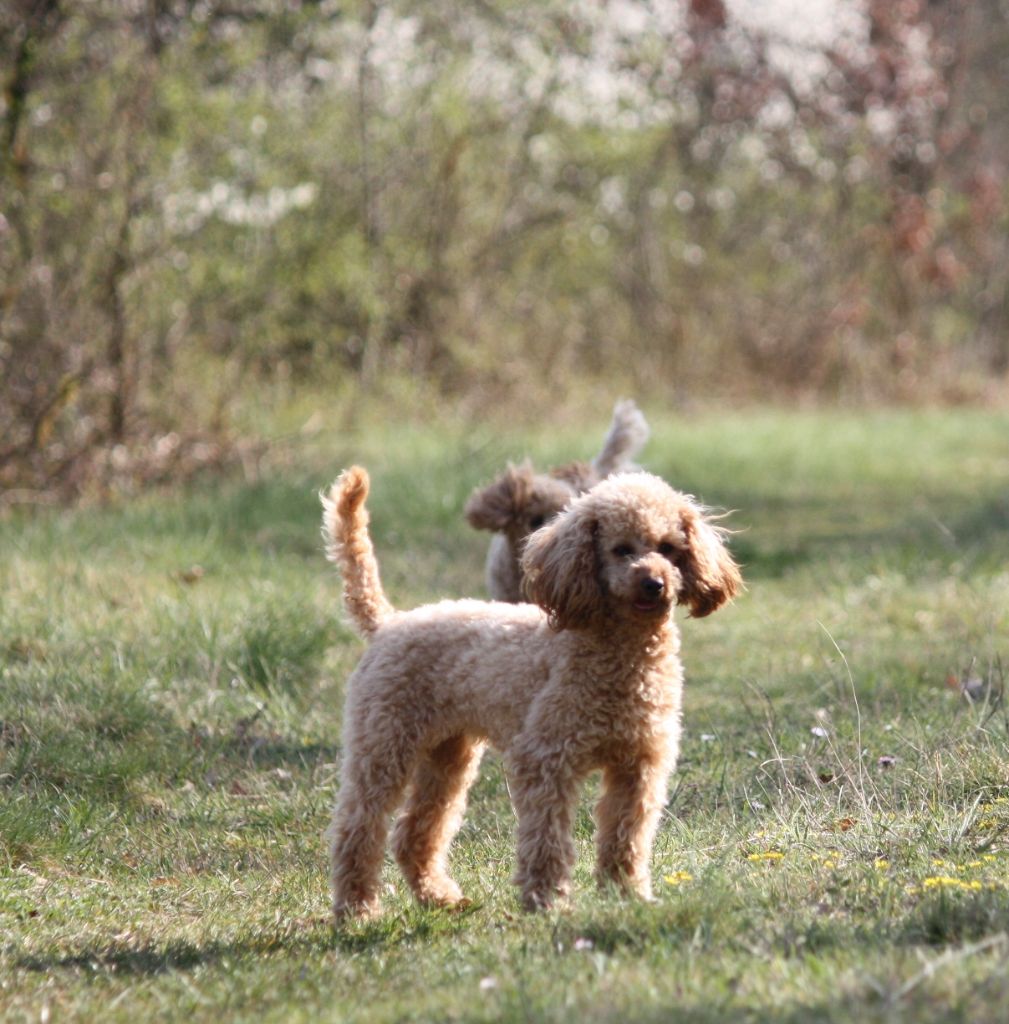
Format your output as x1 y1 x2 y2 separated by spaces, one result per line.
3 406 1009 1022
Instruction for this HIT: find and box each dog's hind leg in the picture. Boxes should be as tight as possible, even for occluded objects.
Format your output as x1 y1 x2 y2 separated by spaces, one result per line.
329 749 413 921
392 734 486 908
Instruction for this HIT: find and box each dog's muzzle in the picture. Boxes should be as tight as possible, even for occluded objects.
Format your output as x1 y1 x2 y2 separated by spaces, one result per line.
633 576 667 613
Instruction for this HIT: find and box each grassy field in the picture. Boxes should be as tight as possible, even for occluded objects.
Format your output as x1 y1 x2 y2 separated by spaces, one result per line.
3 405 1009 1023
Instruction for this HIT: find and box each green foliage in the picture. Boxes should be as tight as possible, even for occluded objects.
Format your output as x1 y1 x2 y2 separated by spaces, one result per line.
4 2 1009 501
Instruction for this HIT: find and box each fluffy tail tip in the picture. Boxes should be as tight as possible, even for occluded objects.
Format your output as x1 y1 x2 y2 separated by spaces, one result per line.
322 466 370 553
330 465 369 518
613 398 650 440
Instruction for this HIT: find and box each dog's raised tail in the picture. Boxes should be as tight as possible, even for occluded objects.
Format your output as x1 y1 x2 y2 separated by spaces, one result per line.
322 466 393 637
592 399 650 477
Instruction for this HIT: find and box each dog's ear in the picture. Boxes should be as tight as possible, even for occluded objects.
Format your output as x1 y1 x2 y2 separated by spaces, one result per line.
677 506 743 618
549 460 597 492
521 503 602 630
464 462 534 532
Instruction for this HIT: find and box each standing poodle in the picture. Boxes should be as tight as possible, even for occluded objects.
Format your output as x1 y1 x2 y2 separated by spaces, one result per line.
465 399 650 602
322 465 741 920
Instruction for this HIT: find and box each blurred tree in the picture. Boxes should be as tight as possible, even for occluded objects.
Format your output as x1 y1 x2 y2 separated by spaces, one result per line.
1 0 1006 502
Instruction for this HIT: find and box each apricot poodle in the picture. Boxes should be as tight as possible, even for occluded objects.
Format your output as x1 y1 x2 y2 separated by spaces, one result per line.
465 399 650 601
322 465 741 920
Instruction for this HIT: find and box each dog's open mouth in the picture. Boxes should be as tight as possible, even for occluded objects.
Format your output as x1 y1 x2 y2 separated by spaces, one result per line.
632 598 667 614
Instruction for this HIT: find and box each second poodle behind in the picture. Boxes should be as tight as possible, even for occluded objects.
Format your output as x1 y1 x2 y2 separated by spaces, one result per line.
465 399 650 602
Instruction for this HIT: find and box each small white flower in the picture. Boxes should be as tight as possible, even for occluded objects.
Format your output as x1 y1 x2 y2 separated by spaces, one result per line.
573 937 595 952
479 976 498 992
811 726 829 739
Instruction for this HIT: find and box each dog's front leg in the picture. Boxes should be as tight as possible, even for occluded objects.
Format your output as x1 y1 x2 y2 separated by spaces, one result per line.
594 757 673 900
508 744 583 911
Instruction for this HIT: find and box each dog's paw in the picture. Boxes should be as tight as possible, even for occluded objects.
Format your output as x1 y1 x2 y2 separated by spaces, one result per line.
519 881 571 913
332 898 381 924
415 877 466 908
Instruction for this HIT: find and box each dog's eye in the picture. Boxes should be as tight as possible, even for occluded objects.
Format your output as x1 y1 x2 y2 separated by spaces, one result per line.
658 542 676 558
529 515 545 530
612 544 635 558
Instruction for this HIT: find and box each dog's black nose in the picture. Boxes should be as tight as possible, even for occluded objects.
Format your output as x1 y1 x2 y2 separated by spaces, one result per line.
640 577 664 597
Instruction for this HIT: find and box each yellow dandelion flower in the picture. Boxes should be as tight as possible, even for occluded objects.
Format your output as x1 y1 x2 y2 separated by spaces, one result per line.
664 871 693 885
922 876 983 891
747 851 784 862
822 860 837 870
874 859 890 869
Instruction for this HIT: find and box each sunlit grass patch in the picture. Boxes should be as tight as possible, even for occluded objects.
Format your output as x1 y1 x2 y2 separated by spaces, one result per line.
3 408 1009 1022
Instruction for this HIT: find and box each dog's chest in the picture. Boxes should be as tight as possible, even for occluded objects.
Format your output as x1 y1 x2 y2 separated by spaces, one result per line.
587 695 681 770
579 662 682 746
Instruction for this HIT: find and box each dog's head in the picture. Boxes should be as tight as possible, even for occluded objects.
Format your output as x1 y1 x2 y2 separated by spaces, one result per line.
521 472 742 631
464 461 583 554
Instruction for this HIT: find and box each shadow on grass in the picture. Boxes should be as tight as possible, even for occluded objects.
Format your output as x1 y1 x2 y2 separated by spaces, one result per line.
152 479 327 560
14 932 327 977
4 715 341 800
624 996 897 1024
15 889 1009 1016
130 470 481 561
54 449 1008 588
14 907 481 976
948 494 1009 560
155 472 1009 589
560 884 1009 964
1 718 341 865
721 487 1009 582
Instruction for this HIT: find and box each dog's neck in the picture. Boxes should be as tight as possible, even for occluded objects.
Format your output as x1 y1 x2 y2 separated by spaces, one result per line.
567 614 679 664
